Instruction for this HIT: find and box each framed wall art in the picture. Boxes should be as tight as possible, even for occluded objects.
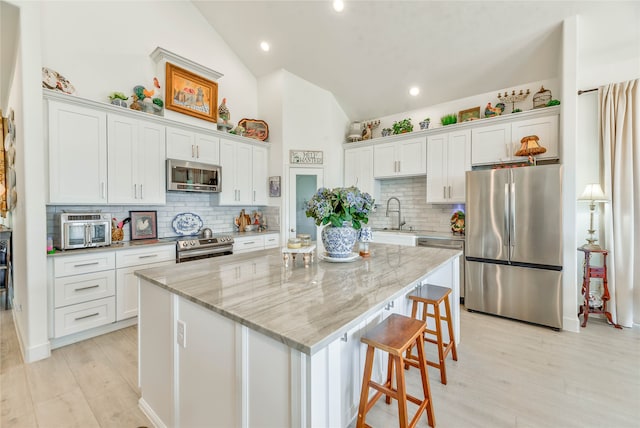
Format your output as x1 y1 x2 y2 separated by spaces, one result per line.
269 176 281 197
238 118 269 141
165 62 218 123
458 106 481 122
129 210 158 240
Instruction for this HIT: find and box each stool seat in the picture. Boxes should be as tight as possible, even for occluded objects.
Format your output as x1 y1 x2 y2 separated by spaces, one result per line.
357 314 435 428
406 284 458 385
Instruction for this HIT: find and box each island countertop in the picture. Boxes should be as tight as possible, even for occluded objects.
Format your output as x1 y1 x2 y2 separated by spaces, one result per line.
135 243 461 355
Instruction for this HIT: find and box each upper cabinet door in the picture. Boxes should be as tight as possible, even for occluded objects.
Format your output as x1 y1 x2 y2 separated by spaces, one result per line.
166 126 196 161
446 130 471 203
166 126 219 165
252 145 268 206
373 137 426 178
194 133 220 165
511 114 559 161
397 137 426 176
107 114 138 204
137 121 166 204
48 100 108 204
344 146 374 196
426 133 447 203
471 122 512 165
373 143 396 178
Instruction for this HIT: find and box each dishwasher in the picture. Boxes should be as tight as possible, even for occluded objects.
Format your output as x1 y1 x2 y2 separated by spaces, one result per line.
416 237 465 302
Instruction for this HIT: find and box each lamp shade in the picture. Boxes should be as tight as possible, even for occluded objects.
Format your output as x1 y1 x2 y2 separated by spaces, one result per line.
578 183 607 201
514 135 547 157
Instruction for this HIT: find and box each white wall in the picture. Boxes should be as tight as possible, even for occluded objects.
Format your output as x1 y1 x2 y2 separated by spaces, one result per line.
40 1 258 124
9 0 262 362
5 0 49 362
367 78 560 139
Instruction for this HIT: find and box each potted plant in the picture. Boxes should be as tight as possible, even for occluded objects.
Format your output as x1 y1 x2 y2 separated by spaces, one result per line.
306 186 374 258
108 92 129 108
441 114 458 126
392 118 413 134
419 118 431 130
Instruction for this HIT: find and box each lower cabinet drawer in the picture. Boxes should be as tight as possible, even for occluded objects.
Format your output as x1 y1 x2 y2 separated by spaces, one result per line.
233 236 265 253
264 234 280 249
54 270 116 308
54 297 116 338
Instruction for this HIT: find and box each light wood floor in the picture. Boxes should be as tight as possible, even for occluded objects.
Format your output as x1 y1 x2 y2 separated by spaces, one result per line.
2 307 639 428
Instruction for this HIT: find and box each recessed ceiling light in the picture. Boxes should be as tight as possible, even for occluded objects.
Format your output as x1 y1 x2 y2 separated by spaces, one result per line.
333 0 344 12
260 41 270 52
409 87 420 96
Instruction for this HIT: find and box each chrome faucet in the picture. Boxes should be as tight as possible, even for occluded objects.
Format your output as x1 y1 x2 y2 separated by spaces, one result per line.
385 197 406 230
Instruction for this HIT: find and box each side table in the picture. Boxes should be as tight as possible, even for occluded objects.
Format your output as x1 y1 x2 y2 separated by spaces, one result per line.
577 247 621 329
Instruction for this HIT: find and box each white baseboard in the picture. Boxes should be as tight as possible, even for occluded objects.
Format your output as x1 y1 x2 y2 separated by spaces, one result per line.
12 310 52 363
139 397 166 428
50 317 138 350
563 315 581 332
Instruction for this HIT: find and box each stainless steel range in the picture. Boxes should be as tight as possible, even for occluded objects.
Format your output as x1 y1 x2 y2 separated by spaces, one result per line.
176 235 234 263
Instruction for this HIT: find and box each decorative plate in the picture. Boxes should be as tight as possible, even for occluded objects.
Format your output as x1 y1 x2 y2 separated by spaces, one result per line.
318 252 360 263
172 212 203 236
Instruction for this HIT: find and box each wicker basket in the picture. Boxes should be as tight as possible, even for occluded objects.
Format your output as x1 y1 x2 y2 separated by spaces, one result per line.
112 227 124 242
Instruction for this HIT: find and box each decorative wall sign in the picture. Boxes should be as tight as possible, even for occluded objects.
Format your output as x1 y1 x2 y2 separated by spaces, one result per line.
165 62 218 123
290 150 323 165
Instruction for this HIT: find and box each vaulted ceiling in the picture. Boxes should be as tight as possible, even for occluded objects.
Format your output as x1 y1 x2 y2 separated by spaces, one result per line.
193 1 637 121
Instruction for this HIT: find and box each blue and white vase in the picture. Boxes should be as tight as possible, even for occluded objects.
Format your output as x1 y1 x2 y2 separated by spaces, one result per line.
322 224 357 258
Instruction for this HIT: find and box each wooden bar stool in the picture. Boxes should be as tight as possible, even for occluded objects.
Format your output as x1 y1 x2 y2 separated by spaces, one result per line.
357 313 435 428
406 284 457 385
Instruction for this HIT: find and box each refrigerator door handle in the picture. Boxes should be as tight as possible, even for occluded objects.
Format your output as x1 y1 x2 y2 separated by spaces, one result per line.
510 182 516 247
504 183 510 247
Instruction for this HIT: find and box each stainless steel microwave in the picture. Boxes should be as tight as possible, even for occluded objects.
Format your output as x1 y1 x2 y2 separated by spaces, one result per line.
166 159 221 193
55 212 112 250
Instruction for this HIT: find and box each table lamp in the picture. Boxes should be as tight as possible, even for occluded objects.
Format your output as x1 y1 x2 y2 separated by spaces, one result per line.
515 135 546 165
578 183 607 250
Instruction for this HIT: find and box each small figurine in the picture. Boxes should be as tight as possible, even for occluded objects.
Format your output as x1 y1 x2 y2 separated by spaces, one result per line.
130 94 142 111
218 98 230 124
362 124 372 140
484 102 504 118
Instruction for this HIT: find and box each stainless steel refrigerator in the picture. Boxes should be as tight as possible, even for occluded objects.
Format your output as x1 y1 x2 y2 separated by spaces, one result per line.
465 164 563 329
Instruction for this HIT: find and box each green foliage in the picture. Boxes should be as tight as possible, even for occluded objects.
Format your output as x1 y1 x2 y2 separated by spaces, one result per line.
152 98 164 108
108 92 128 101
392 118 413 134
512 108 522 113
133 85 146 101
305 186 375 230
546 99 561 106
441 114 458 126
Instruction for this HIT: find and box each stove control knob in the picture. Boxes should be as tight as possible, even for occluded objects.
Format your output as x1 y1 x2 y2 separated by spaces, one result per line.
191 241 197 246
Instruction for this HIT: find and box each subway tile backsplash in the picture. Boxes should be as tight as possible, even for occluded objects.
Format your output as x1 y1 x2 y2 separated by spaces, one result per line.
368 176 462 232
46 192 280 241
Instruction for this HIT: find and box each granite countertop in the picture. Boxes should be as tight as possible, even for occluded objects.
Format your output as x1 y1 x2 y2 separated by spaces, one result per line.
135 243 461 355
47 237 179 257
373 228 465 241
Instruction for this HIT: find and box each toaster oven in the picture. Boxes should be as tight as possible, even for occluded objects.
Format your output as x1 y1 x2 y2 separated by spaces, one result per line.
54 212 112 250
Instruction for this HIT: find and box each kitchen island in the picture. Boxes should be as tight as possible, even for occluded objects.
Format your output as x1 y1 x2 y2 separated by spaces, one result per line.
135 243 461 428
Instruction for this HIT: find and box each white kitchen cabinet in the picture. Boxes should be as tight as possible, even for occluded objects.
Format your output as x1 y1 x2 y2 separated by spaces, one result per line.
251 145 269 205
373 136 426 178
115 245 175 321
219 139 268 206
471 113 559 165
50 251 116 338
108 114 166 204
427 129 471 203
48 100 108 204
166 126 220 165
344 146 375 196
233 233 280 254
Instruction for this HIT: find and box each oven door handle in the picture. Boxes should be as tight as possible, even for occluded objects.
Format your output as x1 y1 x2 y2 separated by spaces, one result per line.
177 246 233 261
